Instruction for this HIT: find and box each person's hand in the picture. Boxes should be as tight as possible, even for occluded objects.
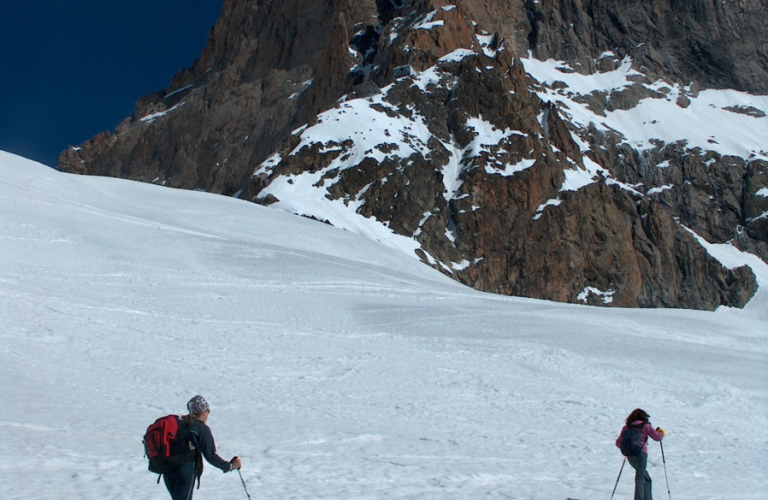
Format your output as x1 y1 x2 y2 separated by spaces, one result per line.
656 427 666 437
231 456 242 470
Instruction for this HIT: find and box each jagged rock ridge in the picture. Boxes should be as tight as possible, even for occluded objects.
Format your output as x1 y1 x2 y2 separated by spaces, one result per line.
59 0 768 310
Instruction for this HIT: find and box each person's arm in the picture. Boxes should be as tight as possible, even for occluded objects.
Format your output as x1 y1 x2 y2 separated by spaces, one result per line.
190 423 236 472
645 423 665 441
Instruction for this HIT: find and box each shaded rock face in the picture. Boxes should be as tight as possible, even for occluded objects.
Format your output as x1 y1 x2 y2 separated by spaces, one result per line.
520 0 768 94
59 0 767 310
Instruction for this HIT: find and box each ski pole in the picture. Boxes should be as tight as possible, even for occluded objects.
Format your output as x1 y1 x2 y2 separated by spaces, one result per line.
660 441 671 500
609 457 626 500
238 469 253 500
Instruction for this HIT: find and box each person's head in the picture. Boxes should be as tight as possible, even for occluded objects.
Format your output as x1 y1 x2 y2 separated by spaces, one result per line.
187 395 211 423
626 408 649 425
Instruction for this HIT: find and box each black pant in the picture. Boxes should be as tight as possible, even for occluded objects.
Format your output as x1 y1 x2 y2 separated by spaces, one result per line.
163 462 196 500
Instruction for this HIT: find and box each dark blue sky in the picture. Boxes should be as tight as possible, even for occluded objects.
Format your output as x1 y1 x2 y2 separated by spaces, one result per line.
0 1 225 167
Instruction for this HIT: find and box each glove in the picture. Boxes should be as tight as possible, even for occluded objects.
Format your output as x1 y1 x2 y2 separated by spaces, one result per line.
656 427 666 437
230 456 242 470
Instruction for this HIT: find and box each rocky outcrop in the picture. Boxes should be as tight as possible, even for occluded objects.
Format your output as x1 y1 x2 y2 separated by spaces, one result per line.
59 0 767 310
250 41 761 309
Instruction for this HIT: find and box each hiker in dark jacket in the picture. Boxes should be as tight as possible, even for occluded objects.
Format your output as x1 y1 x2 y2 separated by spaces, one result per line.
164 395 242 500
616 408 665 500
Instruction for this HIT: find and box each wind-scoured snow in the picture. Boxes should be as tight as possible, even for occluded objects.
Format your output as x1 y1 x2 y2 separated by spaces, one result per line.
464 116 527 159
141 102 185 123
2 151 767 500
524 55 642 95
282 98 432 163
533 197 562 220
413 10 445 31
163 84 194 100
577 286 616 305
476 34 503 58
439 48 475 64
646 185 674 195
484 158 536 177
522 56 768 161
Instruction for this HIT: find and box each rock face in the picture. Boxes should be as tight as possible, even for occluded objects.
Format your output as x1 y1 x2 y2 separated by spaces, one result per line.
59 0 767 310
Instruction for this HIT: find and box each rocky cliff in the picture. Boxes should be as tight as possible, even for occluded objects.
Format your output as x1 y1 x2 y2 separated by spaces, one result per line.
59 0 768 309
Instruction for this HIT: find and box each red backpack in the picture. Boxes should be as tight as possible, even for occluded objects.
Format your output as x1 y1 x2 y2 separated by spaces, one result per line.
143 415 188 475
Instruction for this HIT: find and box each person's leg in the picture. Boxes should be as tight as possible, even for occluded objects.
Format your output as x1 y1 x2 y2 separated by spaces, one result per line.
163 463 196 500
163 471 176 498
644 469 653 500
627 454 651 500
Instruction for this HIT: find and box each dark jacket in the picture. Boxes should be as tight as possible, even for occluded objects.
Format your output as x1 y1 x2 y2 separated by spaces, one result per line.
187 419 233 473
163 418 232 499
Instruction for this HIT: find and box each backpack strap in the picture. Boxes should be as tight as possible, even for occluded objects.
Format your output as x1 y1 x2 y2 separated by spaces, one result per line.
194 451 203 489
633 421 649 446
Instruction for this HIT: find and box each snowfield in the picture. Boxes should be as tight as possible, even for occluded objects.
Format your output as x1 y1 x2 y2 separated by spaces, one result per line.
1 151 766 500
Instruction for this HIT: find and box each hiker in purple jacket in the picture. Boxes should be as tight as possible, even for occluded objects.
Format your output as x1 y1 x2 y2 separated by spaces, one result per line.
616 408 665 500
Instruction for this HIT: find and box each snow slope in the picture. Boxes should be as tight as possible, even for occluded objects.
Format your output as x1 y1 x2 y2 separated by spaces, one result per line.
1 151 766 500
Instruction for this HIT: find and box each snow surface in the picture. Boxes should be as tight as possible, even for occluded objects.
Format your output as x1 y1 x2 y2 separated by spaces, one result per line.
2 151 767 500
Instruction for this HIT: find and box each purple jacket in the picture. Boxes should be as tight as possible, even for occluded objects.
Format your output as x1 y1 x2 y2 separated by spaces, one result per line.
616 420 664 454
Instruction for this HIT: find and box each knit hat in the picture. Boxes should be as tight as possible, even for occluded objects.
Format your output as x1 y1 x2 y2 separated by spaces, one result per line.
187 395 210 414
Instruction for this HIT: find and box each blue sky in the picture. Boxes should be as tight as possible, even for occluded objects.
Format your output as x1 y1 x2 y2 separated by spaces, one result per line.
0 1 225 167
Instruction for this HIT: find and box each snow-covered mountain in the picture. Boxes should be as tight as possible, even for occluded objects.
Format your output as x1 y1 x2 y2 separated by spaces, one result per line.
251 47 767 309
2 151 767 500
58 0 768 309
